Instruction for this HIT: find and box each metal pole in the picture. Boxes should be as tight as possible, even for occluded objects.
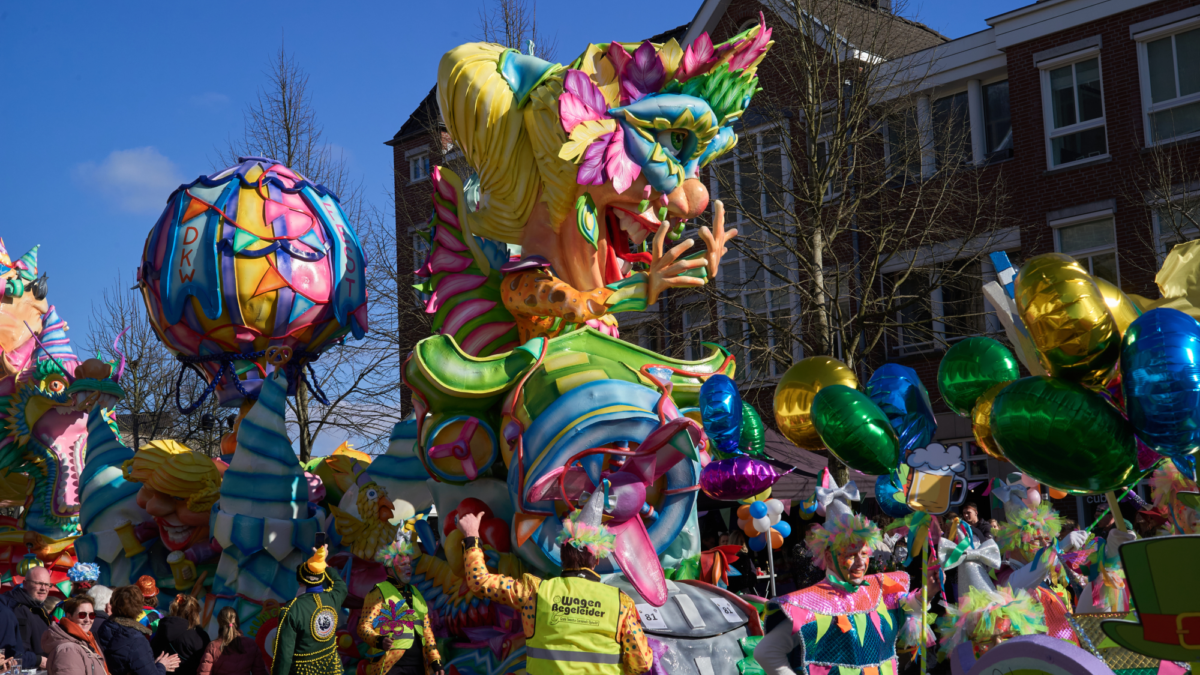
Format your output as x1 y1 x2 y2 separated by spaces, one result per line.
766 538 776 597
920 545 928 675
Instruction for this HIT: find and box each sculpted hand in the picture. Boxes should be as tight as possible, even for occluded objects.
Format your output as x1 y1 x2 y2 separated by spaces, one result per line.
457 512 486 538
646 219 707 306
697 201 737 279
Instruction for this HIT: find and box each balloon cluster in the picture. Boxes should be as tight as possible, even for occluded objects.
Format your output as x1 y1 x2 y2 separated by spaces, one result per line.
737 499 789 551
774 358 936 491
697 375 790 501
938 253 1193 494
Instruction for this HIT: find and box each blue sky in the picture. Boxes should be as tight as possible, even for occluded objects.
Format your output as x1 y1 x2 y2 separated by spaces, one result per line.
0 0 1023 339
0 0 1022 454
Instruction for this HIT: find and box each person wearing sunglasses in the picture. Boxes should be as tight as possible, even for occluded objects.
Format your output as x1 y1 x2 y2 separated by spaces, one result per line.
41 596 108 675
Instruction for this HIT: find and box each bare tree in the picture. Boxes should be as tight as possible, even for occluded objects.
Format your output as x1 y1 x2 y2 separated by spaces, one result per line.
663 1 1013 482
476 0 558 60
224 45 392 461
86 276 227 456
1124 135 1200 275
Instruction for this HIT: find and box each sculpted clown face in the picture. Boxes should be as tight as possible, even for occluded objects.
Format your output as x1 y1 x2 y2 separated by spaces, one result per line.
136 485 210 551
827 544 872 583
0 266 47 378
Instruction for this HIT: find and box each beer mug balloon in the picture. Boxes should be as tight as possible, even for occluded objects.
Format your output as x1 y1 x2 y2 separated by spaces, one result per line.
904 443 968 515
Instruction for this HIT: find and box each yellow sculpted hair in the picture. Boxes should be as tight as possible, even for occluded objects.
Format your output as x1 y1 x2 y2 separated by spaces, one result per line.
437 43 541 246
123 439 222 512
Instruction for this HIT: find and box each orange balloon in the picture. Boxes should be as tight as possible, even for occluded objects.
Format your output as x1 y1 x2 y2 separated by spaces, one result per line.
770 530 784 549
743 520 758 537
737 505 751 520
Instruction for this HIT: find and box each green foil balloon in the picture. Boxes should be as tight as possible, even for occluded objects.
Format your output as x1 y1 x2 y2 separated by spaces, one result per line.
811 385 899 475
740 402 766 457
990 376 1139 494
937 337 1021 416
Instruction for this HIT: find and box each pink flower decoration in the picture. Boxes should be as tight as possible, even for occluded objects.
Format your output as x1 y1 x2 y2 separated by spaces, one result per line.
604 126 640 194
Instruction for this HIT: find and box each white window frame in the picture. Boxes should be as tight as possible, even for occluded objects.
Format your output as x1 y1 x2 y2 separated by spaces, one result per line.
931 89 973 170
1051 210 1119 283
709 123 792 223
407 145 432 184
815 115 842 201
1134 16 1200 146
1151 197 1200 264
1039 47 1109 169
680 303 710 362
889 260 993 356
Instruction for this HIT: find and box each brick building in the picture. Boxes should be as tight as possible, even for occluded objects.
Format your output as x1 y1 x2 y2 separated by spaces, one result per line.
388 0 1200 522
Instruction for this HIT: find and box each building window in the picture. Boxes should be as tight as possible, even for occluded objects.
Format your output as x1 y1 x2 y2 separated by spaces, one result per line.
409 154 431 183
1041 54 1107 167
983 80 1012 158
680 304 709 361
631 318 665 354
1154 201 1200 263
891 261 984 354
1055 215 1118 284
1139 24 1200 143
815 115 841 201
886 108 922 184
932 91 972 168
711 126 788 222
718 228 796 381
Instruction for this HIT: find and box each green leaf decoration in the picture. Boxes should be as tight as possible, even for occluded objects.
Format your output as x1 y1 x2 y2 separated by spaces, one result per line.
576 194 600 250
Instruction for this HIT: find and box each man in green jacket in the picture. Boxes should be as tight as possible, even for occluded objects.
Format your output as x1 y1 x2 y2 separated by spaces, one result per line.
273 545 349 675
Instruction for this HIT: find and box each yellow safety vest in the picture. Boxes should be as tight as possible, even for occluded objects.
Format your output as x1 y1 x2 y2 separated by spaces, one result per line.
527 577 621 675
365 581 428 658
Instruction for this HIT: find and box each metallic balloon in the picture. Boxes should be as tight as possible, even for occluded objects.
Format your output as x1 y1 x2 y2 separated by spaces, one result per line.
937 337 1020 416
740 402 766 457
991 376 1139 494
774 356 859 450
867 363 936 454
1014 253 1120 387
971 380 1012 461
1120 308 1200 459
1096 277 1142 337
875 472 913 518
699 375 742 456
811 384 899 476
699 456 783 501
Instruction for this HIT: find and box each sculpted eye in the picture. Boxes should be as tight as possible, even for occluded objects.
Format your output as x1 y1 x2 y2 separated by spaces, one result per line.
366 489 378 501
656 129 691 158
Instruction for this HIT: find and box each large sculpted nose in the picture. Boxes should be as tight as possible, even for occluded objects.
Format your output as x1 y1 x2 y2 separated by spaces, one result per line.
667 178 710 221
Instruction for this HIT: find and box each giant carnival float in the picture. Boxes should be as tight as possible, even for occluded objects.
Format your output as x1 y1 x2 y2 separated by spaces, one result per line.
4 16 1200 675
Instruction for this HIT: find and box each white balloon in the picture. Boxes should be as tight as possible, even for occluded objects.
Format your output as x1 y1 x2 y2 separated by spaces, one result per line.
766 499 784 516
753 516 772 533
769 512 782 526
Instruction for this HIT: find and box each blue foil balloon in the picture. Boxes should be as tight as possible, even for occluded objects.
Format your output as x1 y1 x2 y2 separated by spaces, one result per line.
700 374 743 456
875 473 913 517
867 363 936 456
1121 308 1200 460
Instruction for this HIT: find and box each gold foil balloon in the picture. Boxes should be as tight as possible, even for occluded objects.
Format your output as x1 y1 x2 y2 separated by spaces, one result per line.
774 356 859 449
971 381 1012 460
1095 277 1142 337
1014 253 1120 387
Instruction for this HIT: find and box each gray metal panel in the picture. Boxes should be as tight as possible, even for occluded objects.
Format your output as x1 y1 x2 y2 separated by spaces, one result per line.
604 575 748 639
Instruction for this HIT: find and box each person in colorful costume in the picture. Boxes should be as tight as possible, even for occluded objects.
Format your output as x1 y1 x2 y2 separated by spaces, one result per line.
993 502 1086 644
1148 461 1199 535
357 533 442 675
936 587 1046 660
754 479 933 675
272 546 348 675
456 485 652 675
135 575 163 631
935 518 1048 660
